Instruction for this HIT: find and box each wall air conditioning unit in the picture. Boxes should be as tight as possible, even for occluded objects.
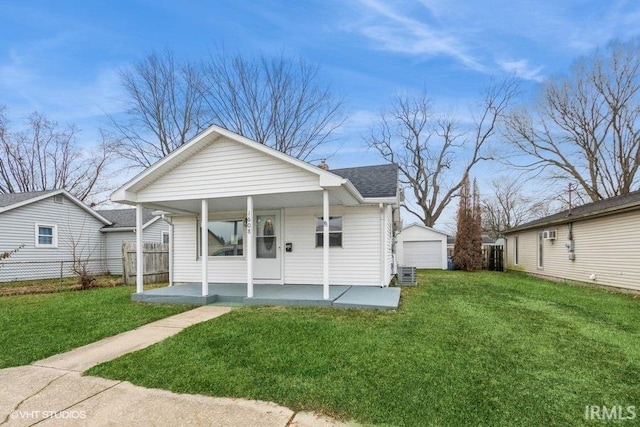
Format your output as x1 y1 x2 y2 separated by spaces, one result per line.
543 230 557 240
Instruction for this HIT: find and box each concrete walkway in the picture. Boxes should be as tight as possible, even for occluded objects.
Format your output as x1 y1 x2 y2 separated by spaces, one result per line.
0 306 354 427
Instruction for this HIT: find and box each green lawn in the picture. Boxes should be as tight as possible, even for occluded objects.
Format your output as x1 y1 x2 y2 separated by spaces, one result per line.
0 286 190 368
88 271 640 426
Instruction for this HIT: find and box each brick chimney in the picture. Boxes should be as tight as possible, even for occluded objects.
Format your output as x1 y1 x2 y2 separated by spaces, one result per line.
318 159 329 170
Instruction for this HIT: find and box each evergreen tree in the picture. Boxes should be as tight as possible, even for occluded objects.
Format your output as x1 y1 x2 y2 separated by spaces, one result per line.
453 174 483 271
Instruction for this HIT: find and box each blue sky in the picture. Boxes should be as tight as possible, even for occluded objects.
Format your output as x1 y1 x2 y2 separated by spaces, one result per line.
2 1 640 227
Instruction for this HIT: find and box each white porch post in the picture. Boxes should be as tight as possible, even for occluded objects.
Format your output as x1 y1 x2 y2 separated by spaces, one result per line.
323 189 330 300
246 195 254 298
135 203 144 294
201 199 209 296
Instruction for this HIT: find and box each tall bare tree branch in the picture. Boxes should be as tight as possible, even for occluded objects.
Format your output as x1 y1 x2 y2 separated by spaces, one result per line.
503 38 640 201
366 78 518 227
0 107 113 202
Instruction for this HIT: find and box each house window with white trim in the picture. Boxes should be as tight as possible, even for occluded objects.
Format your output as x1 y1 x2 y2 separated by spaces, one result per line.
35 224 58 248
537 231 544 268
161 231 170 244
198 219 244 256
315 216 342 247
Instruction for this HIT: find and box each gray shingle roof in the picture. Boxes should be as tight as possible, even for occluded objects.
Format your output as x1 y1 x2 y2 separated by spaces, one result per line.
506 189 640 233
331 164 399 198
0 190 57 208
97 208 158 228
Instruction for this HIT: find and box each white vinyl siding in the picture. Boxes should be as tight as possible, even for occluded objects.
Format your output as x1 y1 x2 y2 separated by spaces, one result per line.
283 206 382 286
136 137 322 202
170 205 388 286
103 219 170 275
0 196 106 282
506 210 640 291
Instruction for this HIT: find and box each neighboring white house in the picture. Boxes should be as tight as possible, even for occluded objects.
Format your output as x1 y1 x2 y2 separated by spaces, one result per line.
0 190 111 282
504 190 640 291
396 223 448 269
111 125 401 299
97 208 170 275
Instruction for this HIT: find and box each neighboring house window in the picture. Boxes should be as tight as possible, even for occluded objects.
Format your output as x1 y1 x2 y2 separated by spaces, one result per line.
161 231 170 244
35 224 58 248
513 236 519 265
198 219 244 256
537 231 544 268
315 216 342 247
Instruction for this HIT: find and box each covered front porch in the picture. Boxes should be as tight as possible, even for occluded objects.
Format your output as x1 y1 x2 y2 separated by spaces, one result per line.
132 283 401 310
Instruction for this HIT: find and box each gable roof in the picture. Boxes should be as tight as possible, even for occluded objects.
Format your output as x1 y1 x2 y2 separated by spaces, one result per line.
0 189 111 225
97 208 162 230
0 190 57 208
402 222 449 237
506 189 640 233
112 125 399 206
331 164 398 198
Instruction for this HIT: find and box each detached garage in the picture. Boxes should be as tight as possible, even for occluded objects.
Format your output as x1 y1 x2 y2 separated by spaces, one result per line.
396 223 448 270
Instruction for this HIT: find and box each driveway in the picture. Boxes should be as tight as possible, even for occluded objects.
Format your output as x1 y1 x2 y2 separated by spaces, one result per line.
0 306 353 427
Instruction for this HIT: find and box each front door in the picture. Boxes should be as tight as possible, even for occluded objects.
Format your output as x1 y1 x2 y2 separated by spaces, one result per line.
254 212 281 281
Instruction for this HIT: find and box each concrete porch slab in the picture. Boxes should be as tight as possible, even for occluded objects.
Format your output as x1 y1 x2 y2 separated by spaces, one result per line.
333 286 401 310
132 283 400 310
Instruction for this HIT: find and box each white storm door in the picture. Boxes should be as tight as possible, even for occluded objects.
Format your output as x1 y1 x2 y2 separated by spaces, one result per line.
254 212 281 280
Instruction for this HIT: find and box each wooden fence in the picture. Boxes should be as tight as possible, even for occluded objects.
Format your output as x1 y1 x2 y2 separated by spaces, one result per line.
122 242 169 285
483 245 504 271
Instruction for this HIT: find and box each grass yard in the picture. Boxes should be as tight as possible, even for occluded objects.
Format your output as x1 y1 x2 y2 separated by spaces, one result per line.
0 285 190 368
88 271 640 426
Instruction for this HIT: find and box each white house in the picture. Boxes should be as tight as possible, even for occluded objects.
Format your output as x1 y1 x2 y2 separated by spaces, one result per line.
111 125 401 300
396 223 448 269
0 190 111 282
97 208 170 275
504 190 640 291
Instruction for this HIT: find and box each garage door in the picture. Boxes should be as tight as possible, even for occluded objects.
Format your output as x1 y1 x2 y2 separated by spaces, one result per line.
403 241 443 269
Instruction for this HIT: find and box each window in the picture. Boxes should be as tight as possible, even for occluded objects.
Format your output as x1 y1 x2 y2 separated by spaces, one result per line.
315 216 342 247
161 231 170 244
514 236 519 265
35 224 58 248
198 219 244 256
537 231 544 268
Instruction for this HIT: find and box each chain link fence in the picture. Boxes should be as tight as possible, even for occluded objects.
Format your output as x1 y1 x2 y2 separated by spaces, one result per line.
0 257 123 285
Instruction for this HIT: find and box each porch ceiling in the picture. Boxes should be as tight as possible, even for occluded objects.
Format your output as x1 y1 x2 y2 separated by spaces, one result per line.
140 188 359 214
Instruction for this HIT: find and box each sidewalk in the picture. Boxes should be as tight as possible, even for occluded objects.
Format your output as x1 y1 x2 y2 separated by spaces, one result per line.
0 306 353 427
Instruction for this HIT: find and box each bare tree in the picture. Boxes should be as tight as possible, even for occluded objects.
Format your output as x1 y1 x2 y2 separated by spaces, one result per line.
108 50 208 168
367 79 518 227
109 49 345 167
200 50 345 160
481 176 551 238
0 108 112 202
503 38 640 202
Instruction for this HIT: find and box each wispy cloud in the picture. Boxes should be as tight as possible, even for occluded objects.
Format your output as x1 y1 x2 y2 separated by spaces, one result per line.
347 0 487 72
497 59 544 82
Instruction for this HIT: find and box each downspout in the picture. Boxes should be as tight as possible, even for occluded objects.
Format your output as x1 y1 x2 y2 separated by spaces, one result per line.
162 214 174 286
379 203 385 287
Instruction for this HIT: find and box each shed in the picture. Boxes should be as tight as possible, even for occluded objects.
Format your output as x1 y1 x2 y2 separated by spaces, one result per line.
396 223 448 269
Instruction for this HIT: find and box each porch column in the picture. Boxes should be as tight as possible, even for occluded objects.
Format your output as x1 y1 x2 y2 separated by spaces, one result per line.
135 203 144 294
323 189 330 300
246 195 254 298
201 199 209 296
